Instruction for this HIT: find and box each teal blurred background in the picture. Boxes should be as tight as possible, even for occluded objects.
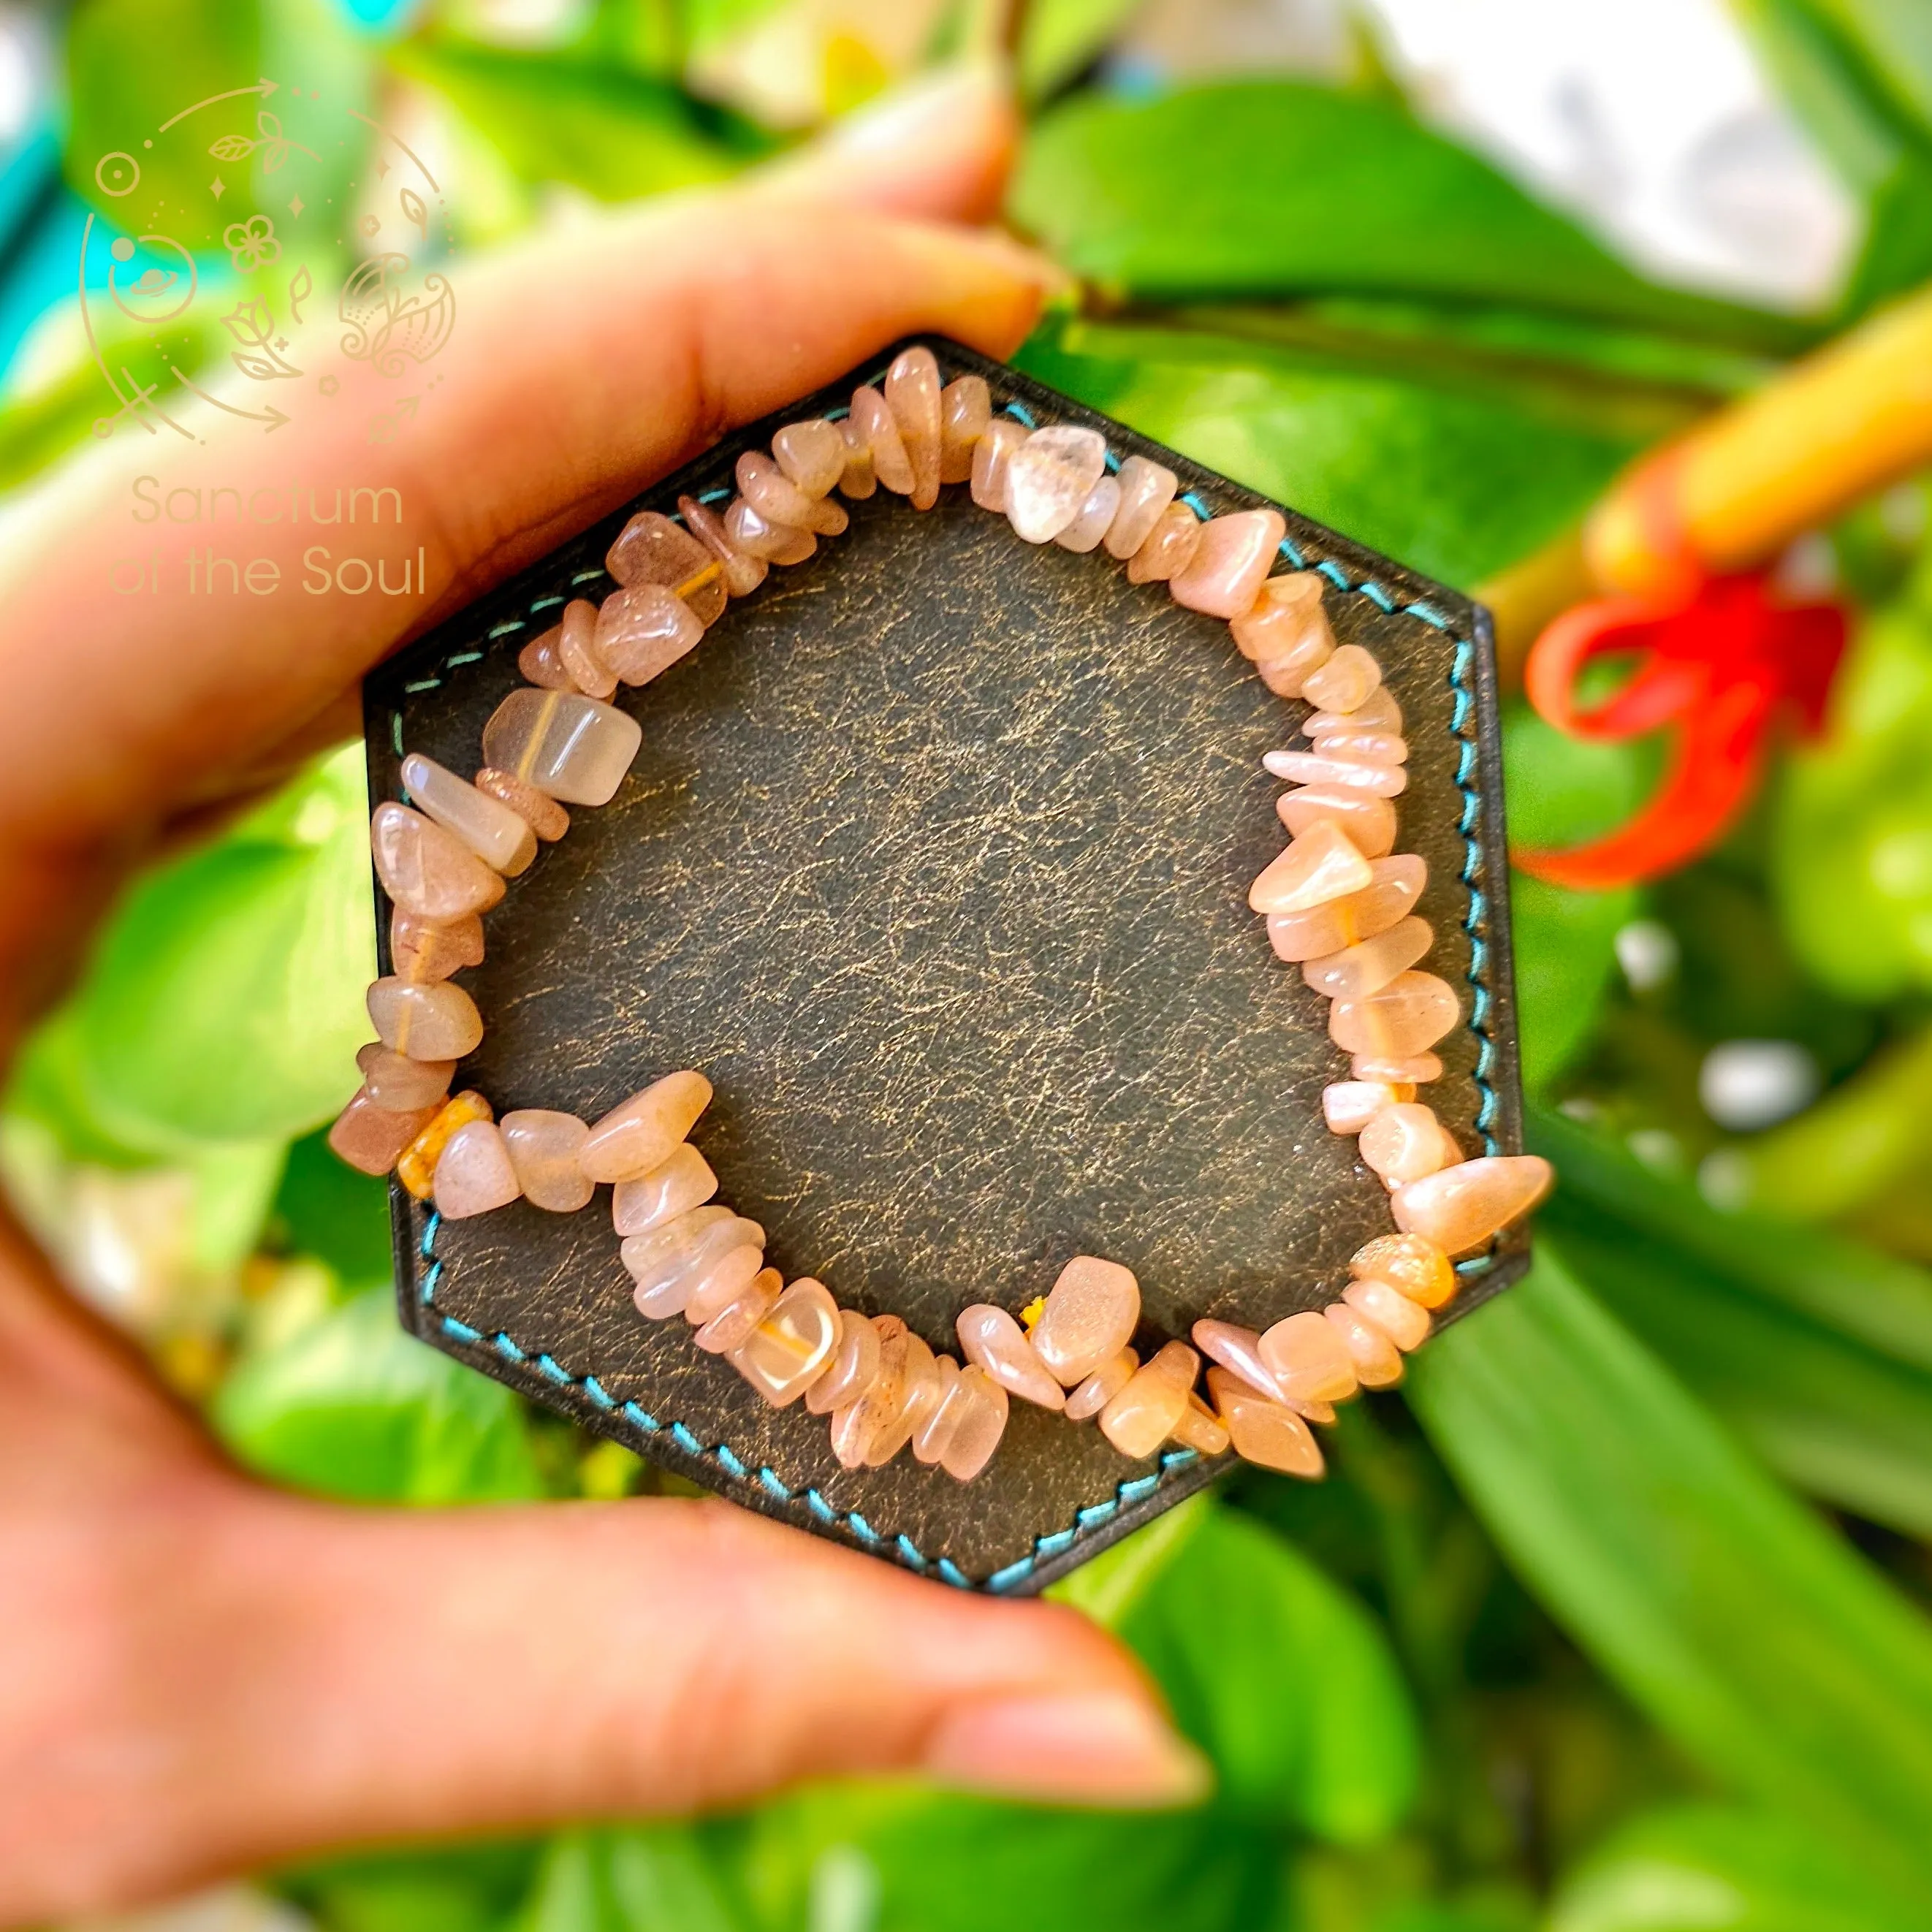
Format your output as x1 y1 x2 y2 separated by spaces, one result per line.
9 1 1932 1927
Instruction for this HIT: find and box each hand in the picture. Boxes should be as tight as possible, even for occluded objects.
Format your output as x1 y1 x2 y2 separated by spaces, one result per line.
0 69 1205 1925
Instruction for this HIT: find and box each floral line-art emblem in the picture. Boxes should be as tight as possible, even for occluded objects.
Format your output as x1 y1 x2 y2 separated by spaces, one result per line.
223 213 280 274
208 111 319 175
222 296 301 381
338 253 457 379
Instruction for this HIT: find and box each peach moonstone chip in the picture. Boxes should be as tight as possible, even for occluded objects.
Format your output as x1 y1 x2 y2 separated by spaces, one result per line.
480 688 642 807
611 1141 718 1236
328 1092 437 1176
938 375 992 484
1266 853 1427 962
1208 1369 1323 1478
1103 455 1178 559
957 1304 1068 1410
1065 1347 1138 1421
1031 1255 1141 1386
500 1108 594 1213
1169 508 1286 618
1278 784 1397 859
1098 1339 1199 1458
805 1309 884 1416
368 977 483 1062
1350 1232 1456 1308
731 1278 840 1407
1391 1155 1556 1256
1329 970 1461 1059
400 754 536 878
1258 1310 1358 1407
580 1070 714 1184
370 802 504 922
433 1119 521 1220
604 510 726 623
1004 425 1108 543
1249 818 1374 915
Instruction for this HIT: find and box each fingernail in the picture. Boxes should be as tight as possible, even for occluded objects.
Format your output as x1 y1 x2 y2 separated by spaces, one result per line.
819 59 1011 158
922 1692 1212 1808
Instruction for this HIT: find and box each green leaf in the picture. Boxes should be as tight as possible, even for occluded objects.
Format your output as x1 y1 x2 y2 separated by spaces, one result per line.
387 38 768 204
1773 600 1932 1003
739 1781 1279 1932
1117 1503 1419 1840
1045 1488 1209 1627
1018 0 1147 102
213 1282 543 1502
1013 314 1638 587
1550 1803 1923 1932
1011 83 1802 345
272 1123 395 1288
1529 1105 1932 1371
65 744 373 1149
514 1827 750 1932
278 1839 541 1932
1405 1254 1932 1902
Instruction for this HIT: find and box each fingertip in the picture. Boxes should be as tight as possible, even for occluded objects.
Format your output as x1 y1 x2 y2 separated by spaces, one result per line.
921 1690 1213 1809
754 61 1021 224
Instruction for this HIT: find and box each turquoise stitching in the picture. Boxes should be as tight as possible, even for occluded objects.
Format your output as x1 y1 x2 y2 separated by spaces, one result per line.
389 352 1504 1587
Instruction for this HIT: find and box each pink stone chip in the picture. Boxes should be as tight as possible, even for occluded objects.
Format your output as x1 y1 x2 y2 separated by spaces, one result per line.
805 1307 884 1415
400 754 536 878
1301 643 1383 713
1342 1277 1431 1353
500 1108 594 1212
724 496 815 564
1098 1339 1198 1459
1265 854 1427 962
611 1141 718 1236
970 419 1026 511
517 629 571 690
693 1265 782 1354
1169 509 1287 618
481 688 642 807
837 417 878 499
580 1070 713 1183
357 1041 456 1112
1103 455 1178 560
476 767 571 843
1192 1321 1299 1410
1064 1347 1138 1421
1358 1103 1461 1188
850 384 914 495
595 582 705 688
1310 729 1407 767
623 1206 763 1319
1391 1155 1554 1256
911 1353 963 1464
1323 1301 1404 1387
678 495 769 598
367 976 484 1061
556 596 615 698
1302 916 1434 1000
390 906 485 984
1322 1081 1408 1136
370 803 505 922
1005 425 1108 543
329 1089 436 1176
1329 970 1460 1059
1354 1049 1444 1085
772 419 847 498
605 510 727 623
938 1366 1008 1481
731 1277 840 1407
1277 784 1397 859
684 1244 769 1328
1262 750 1407 798
1307 688 1402 735
737 449 849 536
1231 571 1331 675
1248 818 1374 915
885 346 943 509
433 1120 522 1220
1126 501 1200 582
1170 1391 1231 1456
956 1304 1066 1410
1258 1310 1358 1406
1055 476 1121 553
1209 1368 1323 1477
938 375 992 484
1032 1255 1141 1387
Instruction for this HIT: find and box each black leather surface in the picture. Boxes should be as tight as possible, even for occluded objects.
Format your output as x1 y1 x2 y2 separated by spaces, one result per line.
365 337 1527 1593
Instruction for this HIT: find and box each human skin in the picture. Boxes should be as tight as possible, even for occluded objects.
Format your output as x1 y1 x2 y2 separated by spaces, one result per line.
0 69 1204 1924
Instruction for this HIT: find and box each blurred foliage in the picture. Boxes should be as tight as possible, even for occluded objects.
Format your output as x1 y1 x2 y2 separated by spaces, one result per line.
10 3 1932 1930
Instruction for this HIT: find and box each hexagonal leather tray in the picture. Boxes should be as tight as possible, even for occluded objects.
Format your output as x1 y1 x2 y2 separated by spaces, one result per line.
363 336 1527 1593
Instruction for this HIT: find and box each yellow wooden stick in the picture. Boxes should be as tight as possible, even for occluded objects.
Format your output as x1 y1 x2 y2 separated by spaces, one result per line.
1480 281 1932 672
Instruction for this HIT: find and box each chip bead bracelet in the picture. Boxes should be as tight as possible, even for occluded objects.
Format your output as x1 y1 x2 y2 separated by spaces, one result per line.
331 344 1553 1486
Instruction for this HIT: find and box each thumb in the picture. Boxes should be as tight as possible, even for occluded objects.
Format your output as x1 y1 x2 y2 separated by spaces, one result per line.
42 1485 1207 1912
752 60 1023 224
